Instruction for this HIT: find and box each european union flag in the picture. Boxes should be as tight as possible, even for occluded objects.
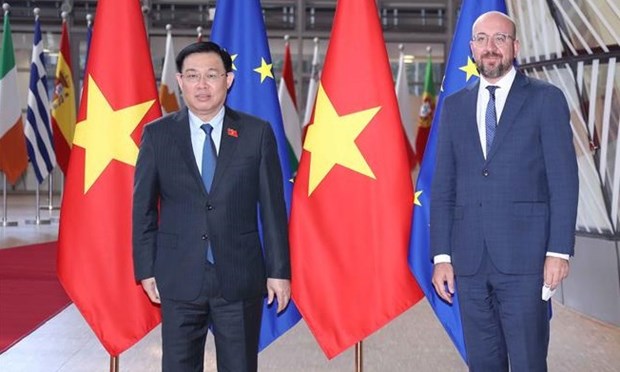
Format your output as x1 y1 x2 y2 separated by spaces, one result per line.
211 0 301 350
408 0 508 361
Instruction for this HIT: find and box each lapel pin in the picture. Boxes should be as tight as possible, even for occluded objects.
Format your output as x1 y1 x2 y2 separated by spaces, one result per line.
227 128 238 138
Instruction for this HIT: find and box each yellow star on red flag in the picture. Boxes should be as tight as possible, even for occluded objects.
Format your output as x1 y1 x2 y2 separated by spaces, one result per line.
72 75 154 193
303 83 380 195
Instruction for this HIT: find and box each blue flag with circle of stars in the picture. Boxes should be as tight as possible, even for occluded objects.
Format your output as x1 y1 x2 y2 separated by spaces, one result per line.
210 0 301 351
408 0 507 362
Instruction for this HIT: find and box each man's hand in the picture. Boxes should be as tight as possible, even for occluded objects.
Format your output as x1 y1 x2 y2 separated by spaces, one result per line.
266 278 291 313
544 256 569 290
432 263 455 304
141 277 161 304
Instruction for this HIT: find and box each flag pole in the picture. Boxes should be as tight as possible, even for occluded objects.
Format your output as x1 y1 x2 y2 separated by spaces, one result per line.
1 175 18 226
25 178 51 225
109 355 119 372
46 175 53 211
42 173 60 222
355 341 363 372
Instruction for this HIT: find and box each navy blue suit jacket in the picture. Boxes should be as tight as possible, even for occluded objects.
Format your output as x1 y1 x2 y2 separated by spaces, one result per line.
132 107 290 302
430 72 578 276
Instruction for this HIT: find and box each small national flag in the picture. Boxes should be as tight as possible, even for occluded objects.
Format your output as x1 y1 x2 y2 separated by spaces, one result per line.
278 36 302 171
290 0 424 359
414 52 436 166
25 11 56 184
395 45 416 172
0 6 28 185
51 16 76 175
302 37 321 128
57 0 162 356
211 0 302 350
159 24 181 114
409 0 509 361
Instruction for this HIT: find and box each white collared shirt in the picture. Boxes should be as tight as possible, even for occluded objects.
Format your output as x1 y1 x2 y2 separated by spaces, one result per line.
476 67 517 159
189 107 225 175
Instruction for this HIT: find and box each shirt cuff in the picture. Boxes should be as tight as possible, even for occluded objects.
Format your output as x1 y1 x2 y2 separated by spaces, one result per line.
433 254 451 264
546 252 570 260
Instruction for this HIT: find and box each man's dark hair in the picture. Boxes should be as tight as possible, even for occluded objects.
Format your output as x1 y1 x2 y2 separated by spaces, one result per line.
175 41 233 73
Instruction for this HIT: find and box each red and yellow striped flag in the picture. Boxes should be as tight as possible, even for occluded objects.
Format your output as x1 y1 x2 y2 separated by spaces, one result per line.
51 19 76 175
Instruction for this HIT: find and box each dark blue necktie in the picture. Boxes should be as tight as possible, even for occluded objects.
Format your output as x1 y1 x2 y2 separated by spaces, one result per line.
201 124 217 192
485 85 499 156
201 123 217 263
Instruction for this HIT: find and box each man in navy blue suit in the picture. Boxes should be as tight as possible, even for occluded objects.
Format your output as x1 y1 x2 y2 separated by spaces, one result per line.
132 42 291 372
430 11 578 372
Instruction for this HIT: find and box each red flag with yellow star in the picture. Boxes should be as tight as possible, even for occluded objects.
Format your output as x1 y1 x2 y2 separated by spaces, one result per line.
57 0 162 356
289 0 424 359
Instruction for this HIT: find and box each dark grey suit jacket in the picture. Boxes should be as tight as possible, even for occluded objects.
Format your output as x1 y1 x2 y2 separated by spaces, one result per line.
430 72 579 276
132 107 290 302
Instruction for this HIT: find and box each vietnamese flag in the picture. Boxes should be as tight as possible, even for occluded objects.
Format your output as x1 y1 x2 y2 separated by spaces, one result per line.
289 0 424 359
57 0 162 356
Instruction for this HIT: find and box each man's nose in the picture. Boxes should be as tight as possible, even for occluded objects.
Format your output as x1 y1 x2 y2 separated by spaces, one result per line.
486 38 500 49
196 76 210 86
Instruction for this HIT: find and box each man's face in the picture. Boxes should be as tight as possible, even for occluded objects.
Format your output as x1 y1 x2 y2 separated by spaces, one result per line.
176 52 234 120
470 13 519 82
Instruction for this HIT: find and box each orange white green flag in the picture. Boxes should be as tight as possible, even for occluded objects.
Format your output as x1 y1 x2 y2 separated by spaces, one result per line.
0 7 28 185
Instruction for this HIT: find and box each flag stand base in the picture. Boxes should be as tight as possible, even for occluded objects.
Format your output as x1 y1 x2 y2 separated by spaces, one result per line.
1 219 18 227
26 183 52 225
25 218 51 225
2 175 19 226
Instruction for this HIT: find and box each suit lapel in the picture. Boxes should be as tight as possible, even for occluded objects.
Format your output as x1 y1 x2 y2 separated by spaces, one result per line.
210 107 240 194
171 109 208 197
486 72 528 163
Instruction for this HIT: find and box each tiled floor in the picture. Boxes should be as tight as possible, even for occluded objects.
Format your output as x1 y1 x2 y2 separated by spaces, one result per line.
1 194 619 371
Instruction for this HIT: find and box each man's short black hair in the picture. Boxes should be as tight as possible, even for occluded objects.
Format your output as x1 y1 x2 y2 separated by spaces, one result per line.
175 41 233 73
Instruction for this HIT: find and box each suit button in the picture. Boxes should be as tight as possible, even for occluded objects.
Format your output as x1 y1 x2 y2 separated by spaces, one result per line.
207 205 214 211
201 234 208 240
482 169 489 177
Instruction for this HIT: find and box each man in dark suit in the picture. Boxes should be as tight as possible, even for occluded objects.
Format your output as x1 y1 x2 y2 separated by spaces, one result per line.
430 11 578 372
132 41 291 372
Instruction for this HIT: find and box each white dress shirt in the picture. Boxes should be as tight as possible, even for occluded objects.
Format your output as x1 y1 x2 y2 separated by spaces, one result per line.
189 107 225 175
